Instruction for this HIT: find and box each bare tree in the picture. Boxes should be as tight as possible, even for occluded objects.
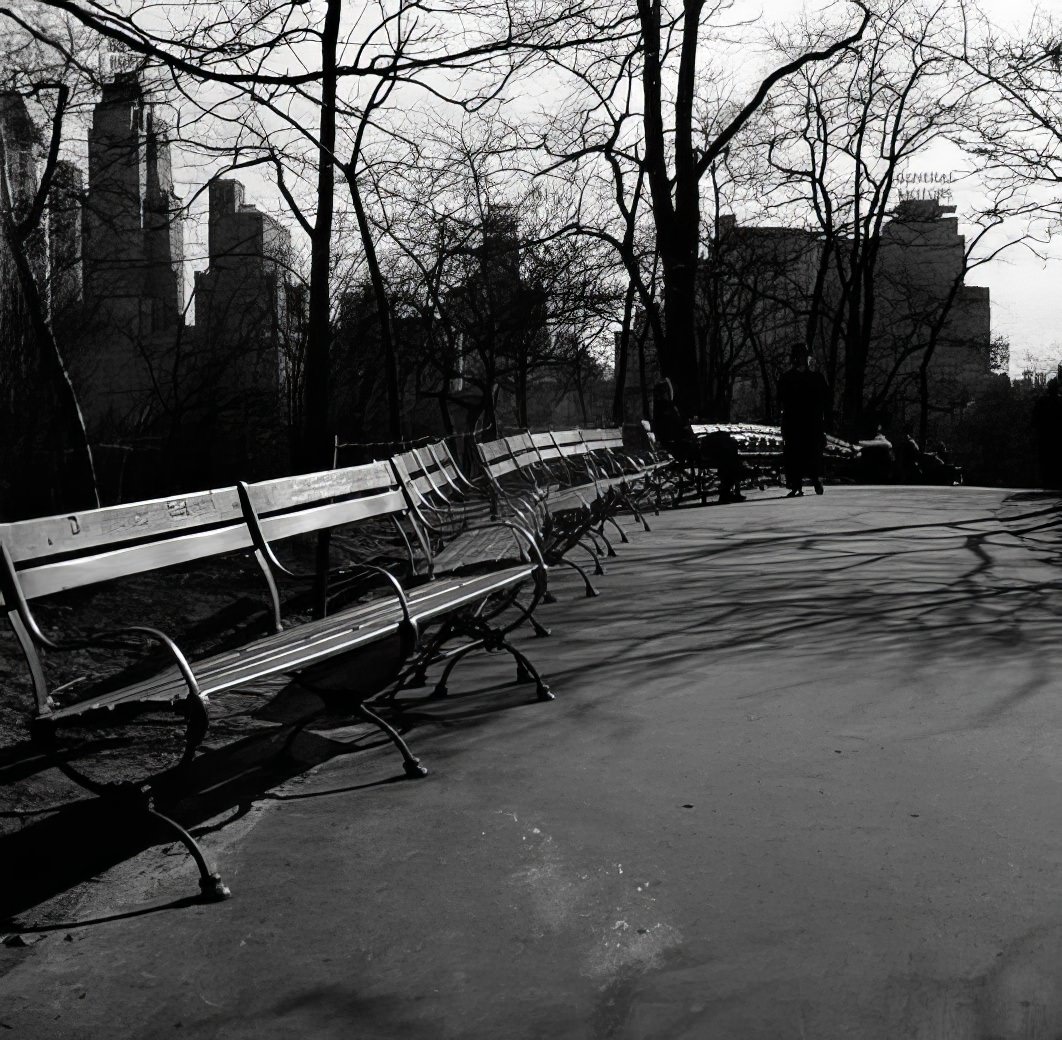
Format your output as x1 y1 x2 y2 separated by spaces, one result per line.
32 0 627 469
764 0 983 436
0 20 100 514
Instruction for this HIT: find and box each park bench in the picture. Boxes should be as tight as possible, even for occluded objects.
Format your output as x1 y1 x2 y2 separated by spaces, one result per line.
575 427 669 526
386 448 554 700
531 426 668 547
690 423 784 493
1 460 547 903
476 432 625 597
521 430 649 553
406 439 537 539
653 422 857 503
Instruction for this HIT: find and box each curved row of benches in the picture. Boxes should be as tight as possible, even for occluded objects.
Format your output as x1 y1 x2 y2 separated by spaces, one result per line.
1 429 660 904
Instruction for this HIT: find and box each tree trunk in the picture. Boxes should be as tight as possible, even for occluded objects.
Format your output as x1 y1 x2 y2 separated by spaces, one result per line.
659 255 701 413
345 168 402 439
637 318 651 418
918 360 930 450
515 344 529 428
302 0 341 475
3 226 99 510
0 127 98 513
438 394 455 435
612 280 638 424
306 0 342 619
841 269 867 437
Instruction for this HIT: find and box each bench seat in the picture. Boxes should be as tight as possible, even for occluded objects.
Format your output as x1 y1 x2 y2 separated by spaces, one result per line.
41 565 535 724
431 525 528 574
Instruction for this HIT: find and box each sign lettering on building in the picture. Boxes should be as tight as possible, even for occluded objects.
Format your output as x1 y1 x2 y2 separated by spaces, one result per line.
101 50 148 81
895 170 957 202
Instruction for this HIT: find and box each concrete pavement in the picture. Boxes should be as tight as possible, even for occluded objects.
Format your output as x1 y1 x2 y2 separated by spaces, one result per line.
2 485 1062 1039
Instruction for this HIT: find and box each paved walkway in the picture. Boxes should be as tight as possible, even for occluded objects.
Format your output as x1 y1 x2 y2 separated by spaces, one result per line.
3 485 1062 1039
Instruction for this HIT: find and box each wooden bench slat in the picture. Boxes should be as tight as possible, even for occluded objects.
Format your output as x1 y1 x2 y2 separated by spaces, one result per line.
432 527 522 571
0 487 244 562
485 456 522 479
252 489 408 543
42 565 537 719
247 463 396 513
12 523 255 603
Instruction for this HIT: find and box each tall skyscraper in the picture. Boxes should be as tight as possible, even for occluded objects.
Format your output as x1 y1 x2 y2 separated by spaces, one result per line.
195 178 291 385
82 73 183 333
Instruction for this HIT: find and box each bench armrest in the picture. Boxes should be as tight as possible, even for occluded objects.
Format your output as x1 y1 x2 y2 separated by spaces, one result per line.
496 521 547 574
350 564 415 631
36 623 202 701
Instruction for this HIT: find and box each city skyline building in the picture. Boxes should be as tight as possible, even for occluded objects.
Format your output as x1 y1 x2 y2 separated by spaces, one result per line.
39 73 301 489
617 199 993 439
82 74 185 335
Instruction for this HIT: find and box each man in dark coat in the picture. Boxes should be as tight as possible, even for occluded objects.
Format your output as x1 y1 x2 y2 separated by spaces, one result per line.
1032 377 1062 490
777 346 830 496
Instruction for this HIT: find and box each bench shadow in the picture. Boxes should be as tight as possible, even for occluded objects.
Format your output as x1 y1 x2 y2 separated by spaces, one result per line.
0 646 541 929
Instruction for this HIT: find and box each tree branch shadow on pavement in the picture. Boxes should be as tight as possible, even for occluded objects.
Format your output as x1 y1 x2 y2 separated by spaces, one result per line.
542 501 1062 736
3 493 1061 932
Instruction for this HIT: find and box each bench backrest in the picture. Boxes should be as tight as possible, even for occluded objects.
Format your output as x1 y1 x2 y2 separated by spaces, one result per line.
579 428 625 453
503 433 544 473
388 449 456 547
1 462 412 610
476 437 518 478
389 449 441 505
424 441 469 495
0 487 251 605
550 429 588 458
242 462 407 544
541 431 593 483
517 432 554 466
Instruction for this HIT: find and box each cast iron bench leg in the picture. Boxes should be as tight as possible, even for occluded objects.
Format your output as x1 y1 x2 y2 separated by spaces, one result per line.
391 621 454 696
595 527 620 557
577 539 606 576
513 601 551 638
430 639 486 698
142 795 231 902
555 556 599 597
621 490 650 531
353 702 428 778
604 515 630 545
37 705 229 903
502 640 554 701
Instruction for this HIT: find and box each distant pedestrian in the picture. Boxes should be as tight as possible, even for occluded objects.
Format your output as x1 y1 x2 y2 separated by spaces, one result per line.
1032 377 1062 489
777 346 830 496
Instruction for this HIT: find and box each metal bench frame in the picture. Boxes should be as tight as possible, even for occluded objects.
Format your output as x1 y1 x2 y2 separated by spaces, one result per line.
1 460 548 903
476 434 621 598
388 450 554 699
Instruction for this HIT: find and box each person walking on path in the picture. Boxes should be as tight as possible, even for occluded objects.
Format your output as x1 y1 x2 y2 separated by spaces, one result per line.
1032 376 1062 490
778 346 830 497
